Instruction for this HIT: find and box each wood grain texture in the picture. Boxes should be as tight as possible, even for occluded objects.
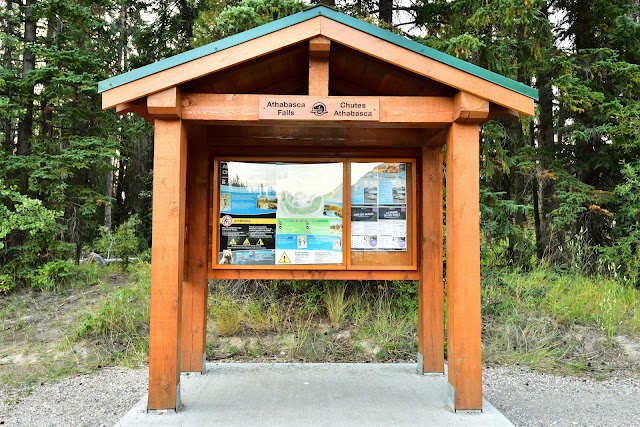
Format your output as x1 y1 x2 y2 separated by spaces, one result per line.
180 94 452 124
319 17 534 116
309 36 331 59
453 91 489 123
148 87 182 118
180 126 209 373
418 144 444 373
309 37 330 96
148 119 187 410
445 122 482 410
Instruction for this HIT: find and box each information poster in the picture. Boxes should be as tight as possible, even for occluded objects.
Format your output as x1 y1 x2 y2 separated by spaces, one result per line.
219 161 343 265
350 163 407 251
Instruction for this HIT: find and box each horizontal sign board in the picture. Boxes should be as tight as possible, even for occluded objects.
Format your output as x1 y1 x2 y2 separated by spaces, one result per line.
259 97 379 121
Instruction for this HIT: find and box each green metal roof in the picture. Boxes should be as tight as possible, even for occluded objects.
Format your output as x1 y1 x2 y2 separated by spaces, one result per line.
98 5 538 101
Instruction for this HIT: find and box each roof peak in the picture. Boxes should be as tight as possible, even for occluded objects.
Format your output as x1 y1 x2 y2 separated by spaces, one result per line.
99 5 537 102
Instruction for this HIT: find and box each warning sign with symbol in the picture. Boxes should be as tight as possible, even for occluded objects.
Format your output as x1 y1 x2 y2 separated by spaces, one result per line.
278 252 291 264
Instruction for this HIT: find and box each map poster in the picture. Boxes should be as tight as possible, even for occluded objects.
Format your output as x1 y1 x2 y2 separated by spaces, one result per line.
218 161 343 265
274 162 343 265
350 162 408 252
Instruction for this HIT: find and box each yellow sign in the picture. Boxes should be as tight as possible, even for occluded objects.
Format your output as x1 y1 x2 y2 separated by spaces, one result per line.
278 252 291 264
229 238 236 245
243 238 251 245
257 239 264 246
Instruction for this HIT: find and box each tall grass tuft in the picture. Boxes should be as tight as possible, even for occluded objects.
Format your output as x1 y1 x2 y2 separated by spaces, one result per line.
75 262 151 365
324 282 348 329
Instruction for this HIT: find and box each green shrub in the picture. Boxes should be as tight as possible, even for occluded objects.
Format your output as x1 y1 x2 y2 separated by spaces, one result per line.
93 215 141 269
31 259 78 292
0 180 68 292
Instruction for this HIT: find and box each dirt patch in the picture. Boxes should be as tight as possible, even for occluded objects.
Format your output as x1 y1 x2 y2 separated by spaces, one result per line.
0 272 131 399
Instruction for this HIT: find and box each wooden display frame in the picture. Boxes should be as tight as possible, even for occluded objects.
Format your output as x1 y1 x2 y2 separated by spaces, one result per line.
211 157 417 272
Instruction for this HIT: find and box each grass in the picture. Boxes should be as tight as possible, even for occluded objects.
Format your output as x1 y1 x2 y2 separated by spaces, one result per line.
206 279 419 362
324 282 348 329
4 260 638 398
483 268 640 337
75 262 151 366
482 267 640 373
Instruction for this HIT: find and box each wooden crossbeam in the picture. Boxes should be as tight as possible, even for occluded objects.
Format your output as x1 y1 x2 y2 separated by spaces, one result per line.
179 94 453 125
148 87 182 118
453 91 489 123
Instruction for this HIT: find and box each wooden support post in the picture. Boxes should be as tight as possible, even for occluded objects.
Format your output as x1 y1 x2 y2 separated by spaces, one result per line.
309 36 330 96
418 144 444 373
181 127 209 373
445 122 482 411
148 118 187 410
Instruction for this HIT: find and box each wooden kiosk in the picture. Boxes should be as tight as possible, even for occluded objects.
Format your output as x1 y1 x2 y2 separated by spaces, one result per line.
99 6 536 413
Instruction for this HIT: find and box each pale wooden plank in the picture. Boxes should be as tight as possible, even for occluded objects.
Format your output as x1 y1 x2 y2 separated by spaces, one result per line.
418 144 444 373
180 94 453 124
148 119 187 410
309 36 331 59
309 58 329 96
102 18 323 109
319 17 534 116
445 122 483 410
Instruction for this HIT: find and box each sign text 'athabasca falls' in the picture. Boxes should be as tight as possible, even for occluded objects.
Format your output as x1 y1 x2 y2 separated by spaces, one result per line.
258 97 380 121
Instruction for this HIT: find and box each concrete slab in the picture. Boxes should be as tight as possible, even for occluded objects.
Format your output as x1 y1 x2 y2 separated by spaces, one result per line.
116 363 513 427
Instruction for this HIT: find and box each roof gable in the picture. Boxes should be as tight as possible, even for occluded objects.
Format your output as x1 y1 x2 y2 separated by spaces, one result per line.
100 5 537 115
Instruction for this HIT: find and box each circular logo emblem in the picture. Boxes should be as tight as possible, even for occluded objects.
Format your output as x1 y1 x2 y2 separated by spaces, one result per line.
310 102 328 116
221 215 233 227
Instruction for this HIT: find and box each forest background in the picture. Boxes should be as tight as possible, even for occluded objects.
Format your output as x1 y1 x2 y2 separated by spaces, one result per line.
1 2 639 304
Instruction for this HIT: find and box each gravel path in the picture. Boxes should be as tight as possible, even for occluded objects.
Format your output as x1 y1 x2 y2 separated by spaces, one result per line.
1 365 638 426
484 366 640 427
0 367 147 427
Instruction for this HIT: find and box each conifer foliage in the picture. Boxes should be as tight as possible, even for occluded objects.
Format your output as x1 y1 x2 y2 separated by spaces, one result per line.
1 0 639 291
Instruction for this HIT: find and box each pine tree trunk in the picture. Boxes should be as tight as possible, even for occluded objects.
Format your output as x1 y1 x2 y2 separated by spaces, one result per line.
379 0 393 24
105 161 114 231
536 77 555 259
2 0 15 153
17 0 36 191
